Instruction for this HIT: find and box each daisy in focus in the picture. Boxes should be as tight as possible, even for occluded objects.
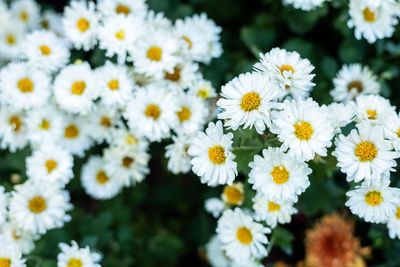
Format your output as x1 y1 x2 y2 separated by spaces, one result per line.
57 241 101 267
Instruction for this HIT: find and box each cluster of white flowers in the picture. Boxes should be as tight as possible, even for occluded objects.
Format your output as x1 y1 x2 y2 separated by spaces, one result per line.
0 0 222 264
198 46 400 265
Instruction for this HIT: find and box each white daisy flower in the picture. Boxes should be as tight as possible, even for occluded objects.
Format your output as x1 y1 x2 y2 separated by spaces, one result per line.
98 15 144 63
347 0 398 43
97 0 147 19
355 94 395 126
248 147 311 203
128 29 180 79
0 108 28 152
81 155 123 200
221 183 245 206
0 62 51 111
205 235 231 267
333 123 398 184
270 98 334 161
86 104 119 144
109 125 149 152
145 10 172 31
26 144 74 187
163 61 200 90
174 92 208 134
0 186 7 227
345 176 400 223
0 21 26 61
387 206 400 239
54 62 97 115
0 242 26 267
283 0 326 11
217 72 282 134
330 64 380 102
57 241 101 267
20 30 70 73
252 194 297 229
9 180 72 235
188 121 237 186
204 198 225 219
103 146 150 187
383 111 400 152
254 47 315 99
0 222 38 255
165 134 194 175
189 79 217 99
124 85 178 142
41 10 65 37
63 0 99 51
58 114 94 157
216 208 270 264
10 0 40 30
326 101 356 133
96 61 135 108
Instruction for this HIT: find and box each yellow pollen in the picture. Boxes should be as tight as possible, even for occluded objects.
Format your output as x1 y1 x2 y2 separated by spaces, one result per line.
280 65 295 75
115 29 125 40
12 230 20 240
365 190 383 206
147 46 162 61
355 141 377 162
45 159 57 173
177 106 191 123
67 258 83 267
397 127 400 138
144 104 161 120
240 92 261 112
122 157 134 168
0 258 11 267
208 145 226 165
165 66 181 82
294 121 314 141
40 119 50 130
366 109 377 120
9 116 22 132
236 227 253 245
363 7 376 22
65 124 79 139
271 165 290 184
126 135 138 145
347 80 363 92
6 34 15 45
17 78 34 93
396 207 400 220
96 171 109 184
20 11 28 22
71 81 86 95
108 79 119 90
77 18 90 32
223 185 243 205
28 196 47 214
268 201 281 212
116 4 131 15
198 89 209 99
182 36 193 48
39 45 51 55
101 116 112 127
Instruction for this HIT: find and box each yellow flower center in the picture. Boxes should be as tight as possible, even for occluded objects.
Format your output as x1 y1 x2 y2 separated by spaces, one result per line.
108 79 119 90
64 124 79 139
9 116 22 132
17 78 34 93
280 65 295 75
0 258 11 267
96 170 109 184
208 145 226 165
77 18 90 32
116 4 131 15
101 116 112 127
236 227 253 245
126 135 138 145
165 66 181 82
240 92 261 112
40 119 50 130
223 185 243 205
396 207 400 220
363 7 376 22
45 159 57 173
176 106 191 123
347 80 363 92
12 230 20 240
294 121 314 141
39 45 51 55
6 34 15 45
71 81 86 95
365 190 383 206
271 165 290 184
115 29 125 40
28 196 47 213
146 46 162 61
144 104 161 120
197 88 210 99
20 11 28 22
397 127 400 138
122 156 134 168
355 141 377 162
366 109 377 120
268 201 281 212
67 258 83 267
182 36 193 49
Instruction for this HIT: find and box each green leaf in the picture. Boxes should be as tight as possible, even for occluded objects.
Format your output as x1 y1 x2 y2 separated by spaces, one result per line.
272 226 294 255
